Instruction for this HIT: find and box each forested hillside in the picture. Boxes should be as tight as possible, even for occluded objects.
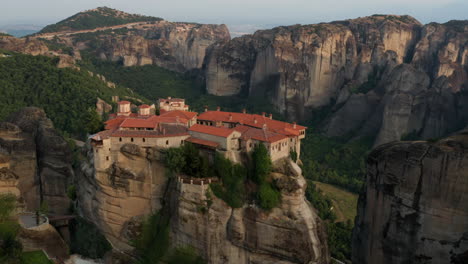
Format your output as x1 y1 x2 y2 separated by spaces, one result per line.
0 52 140 137
38 7 162 34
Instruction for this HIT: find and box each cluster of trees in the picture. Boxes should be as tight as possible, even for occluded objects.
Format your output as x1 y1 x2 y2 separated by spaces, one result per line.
0 53 137 138
134 211 205 264
0 194 22 264
301 132 372 193
165 143 281 211
305 182 353 263
38 7 162 34
69 218 112 259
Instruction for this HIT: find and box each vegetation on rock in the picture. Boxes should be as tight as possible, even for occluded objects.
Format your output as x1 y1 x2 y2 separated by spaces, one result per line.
38 7 162 34
0 53 138 138
69 217 111 259
0 194 22 264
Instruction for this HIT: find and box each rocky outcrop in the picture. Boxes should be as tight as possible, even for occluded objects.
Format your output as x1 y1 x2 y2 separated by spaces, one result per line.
352 131 468 264
0 107 73 214
0 35 77 68
169 160 329 264
77 143 167 251
206 16 468 145
36 20 230 72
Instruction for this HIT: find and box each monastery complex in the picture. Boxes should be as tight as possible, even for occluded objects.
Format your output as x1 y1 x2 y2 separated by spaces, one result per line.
91 97 306 170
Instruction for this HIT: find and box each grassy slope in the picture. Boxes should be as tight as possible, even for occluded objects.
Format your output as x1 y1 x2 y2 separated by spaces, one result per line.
21 251 53 264
313 181 358 223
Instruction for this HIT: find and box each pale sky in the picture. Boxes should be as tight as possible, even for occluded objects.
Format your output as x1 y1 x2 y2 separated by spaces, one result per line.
0 0 467 27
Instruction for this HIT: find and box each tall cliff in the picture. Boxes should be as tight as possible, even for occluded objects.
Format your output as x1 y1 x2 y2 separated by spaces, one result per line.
77 142 329 263
205 16 468 145
169 160 329 264
352 131 468 264
33 8 230 72
0 107 73 214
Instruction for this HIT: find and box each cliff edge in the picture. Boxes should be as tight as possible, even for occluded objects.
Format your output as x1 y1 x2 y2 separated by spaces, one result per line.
352 131 468 264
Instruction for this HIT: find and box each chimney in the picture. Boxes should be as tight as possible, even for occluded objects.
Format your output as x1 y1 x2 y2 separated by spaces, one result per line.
293 122 297 129
229 114 233 121
262 123 267 130
168 96 172 100
269 113 273 120
254 118 258 124
204 105 208 112
216 106 220 111
262 112 266 117
242 108 246 114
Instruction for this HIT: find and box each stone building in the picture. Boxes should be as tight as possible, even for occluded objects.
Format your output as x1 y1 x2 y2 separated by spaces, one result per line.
158 97 189 112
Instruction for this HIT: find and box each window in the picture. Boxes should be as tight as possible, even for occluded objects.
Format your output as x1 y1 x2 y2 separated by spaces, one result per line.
119 137 122 142
166 140 169 145
106 156 109 161
143 138 146 143
181 140 183 144
131 138 134 142
96 149 98 153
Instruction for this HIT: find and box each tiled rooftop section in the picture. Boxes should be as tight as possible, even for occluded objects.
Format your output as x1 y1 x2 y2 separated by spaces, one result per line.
197 111 306 136
189 124 235 138
237 125 287 143
160 110 197 120
185 137 219 148
110 124 188 138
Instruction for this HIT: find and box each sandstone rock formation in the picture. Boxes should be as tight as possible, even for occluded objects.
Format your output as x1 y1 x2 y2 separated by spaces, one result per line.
35 20 230 72
0 35 78 68
78 139 329 263
352 131 468 264
0 107 73 214
169 160 329 264
205 16 468 146
77 143 167 251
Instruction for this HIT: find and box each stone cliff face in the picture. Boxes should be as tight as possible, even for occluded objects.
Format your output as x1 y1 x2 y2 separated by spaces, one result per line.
206 16 468 145
169 160 329 264
0 107 73 214
78 141 329 263
36 20 230 72
352 131 468 264
77 143 167 251
0 35 78 68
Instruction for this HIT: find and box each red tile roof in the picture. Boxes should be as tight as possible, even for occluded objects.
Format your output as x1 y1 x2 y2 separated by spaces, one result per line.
138 104 151 109
185 137 219 148
189 124 235 138
160 110 197 120
110 124 189 138
237 125 287 143
119 118 157 129
118 101 131 104
197 111 306 137
105 118 126 130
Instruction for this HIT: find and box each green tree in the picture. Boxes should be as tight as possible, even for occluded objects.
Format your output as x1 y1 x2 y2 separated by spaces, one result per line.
166 246 205 264
258 182 281 210
0 194 16 222
84 107 103 134
251 143 272 183
165 147 186 173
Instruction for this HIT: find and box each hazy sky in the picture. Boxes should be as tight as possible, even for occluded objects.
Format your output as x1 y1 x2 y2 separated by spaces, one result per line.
1 0 467 27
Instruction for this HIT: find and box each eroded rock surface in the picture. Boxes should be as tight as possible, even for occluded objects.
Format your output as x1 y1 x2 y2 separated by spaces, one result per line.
206 16 468 145
352 131 468 264
169 160 329 264
0 107 73 214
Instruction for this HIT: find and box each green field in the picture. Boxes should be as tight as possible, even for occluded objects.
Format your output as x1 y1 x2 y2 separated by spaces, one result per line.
313 181 358 223
21 251 53 264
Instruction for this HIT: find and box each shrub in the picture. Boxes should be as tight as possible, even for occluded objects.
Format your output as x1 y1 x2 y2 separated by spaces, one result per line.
165 147 185 173
69 217 112 259
134 212 170 264
258 182 281 210
166 246 206 264
251 143 272 183
0 194 16 222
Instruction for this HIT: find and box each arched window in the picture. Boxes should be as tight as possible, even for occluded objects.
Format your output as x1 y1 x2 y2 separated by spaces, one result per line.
119 137 122 142
166 140 169 145
131 138 134 142
143 138 146 143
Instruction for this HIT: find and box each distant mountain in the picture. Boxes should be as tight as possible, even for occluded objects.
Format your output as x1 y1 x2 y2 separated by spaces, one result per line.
38 6 163 34
0 24 42 37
